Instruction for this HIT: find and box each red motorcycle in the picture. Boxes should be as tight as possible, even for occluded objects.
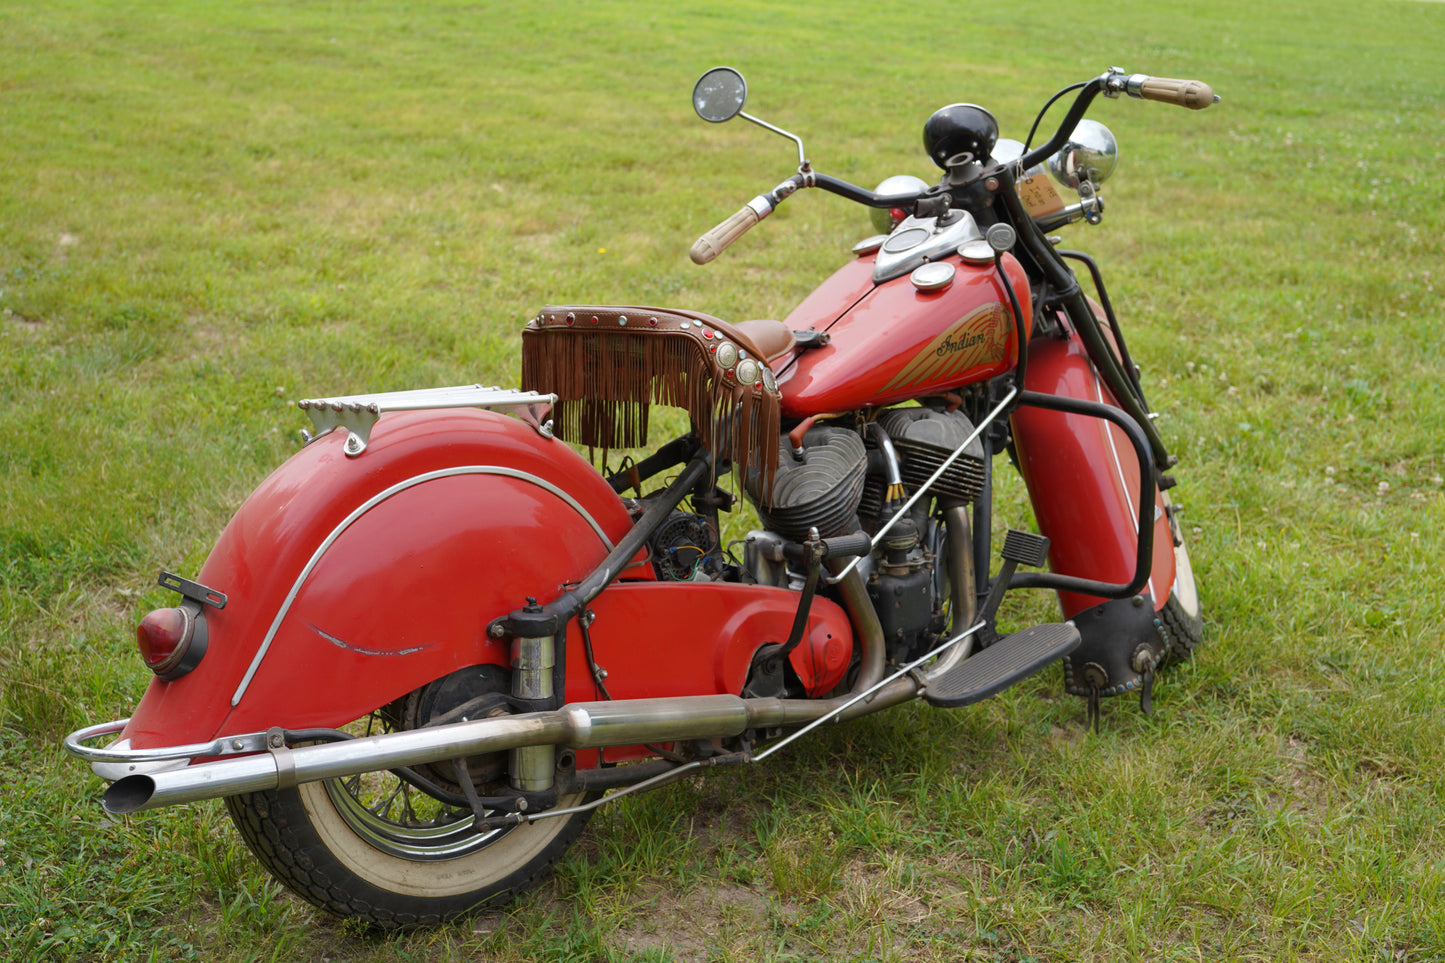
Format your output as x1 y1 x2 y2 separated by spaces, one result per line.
67 66 1216 927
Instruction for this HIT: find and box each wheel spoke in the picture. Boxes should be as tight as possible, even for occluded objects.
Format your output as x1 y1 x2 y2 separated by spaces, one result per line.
369 780 406 818
312 711 509 860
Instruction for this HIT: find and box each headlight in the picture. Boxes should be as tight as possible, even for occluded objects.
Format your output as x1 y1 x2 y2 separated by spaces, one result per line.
1047 119 1118 189
869 174 931 235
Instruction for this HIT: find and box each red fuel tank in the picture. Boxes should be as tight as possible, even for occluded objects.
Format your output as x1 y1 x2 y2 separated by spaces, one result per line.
778 251 1030 417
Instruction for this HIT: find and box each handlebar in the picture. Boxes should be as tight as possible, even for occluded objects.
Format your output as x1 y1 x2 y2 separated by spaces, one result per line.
690 171 927 264
690 174 807 265
692 67 1217 263
1130 75 1217 110
1020 68 1218 172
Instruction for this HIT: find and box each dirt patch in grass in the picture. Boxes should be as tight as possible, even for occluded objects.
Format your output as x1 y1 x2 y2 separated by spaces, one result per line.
1278 733 1332 809
608 881 778 963
834 856 932 924
4 308 44 329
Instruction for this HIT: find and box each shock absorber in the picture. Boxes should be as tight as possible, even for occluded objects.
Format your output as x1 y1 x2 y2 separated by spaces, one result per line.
509 598 556 793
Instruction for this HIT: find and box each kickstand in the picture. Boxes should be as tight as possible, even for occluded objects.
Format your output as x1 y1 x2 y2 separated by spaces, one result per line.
1087 685 1101 734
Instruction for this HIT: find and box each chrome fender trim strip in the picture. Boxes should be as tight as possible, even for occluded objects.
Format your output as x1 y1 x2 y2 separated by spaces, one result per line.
230 465 616 706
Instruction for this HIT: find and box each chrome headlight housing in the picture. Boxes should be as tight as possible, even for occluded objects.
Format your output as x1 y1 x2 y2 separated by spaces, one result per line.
869 174 931 235
1046 119 1118 189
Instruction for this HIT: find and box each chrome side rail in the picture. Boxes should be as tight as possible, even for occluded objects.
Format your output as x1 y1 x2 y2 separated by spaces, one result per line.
65 718 275 765
527 620 986 825
71 619 986 817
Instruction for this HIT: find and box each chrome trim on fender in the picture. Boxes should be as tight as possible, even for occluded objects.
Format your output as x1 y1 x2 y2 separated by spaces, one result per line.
1090 368 1157 603
230 465 617 707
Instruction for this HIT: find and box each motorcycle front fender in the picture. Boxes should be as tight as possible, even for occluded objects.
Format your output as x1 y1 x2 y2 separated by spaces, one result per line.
118 408 643 751
1010 331 1177 620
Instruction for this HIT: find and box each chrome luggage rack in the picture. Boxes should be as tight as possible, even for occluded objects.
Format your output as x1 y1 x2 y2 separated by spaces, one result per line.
296 384 557 456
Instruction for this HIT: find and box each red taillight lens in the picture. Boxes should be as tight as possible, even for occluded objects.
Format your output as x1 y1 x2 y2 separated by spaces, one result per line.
137 606 204 680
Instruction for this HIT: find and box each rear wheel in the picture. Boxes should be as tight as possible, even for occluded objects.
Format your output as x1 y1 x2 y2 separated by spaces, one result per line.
225 684 593 928
226 780 590 928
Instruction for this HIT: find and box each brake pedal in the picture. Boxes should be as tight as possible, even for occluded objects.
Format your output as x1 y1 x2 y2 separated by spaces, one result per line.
1001 529 1050 568
979 529 1052 629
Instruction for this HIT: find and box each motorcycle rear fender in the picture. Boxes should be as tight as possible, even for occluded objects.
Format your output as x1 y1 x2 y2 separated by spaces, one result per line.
1011 328 1177 620
119 408 646 750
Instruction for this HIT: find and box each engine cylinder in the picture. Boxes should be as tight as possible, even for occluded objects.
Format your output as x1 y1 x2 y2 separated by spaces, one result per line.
749 425 867 540
860 407 984 522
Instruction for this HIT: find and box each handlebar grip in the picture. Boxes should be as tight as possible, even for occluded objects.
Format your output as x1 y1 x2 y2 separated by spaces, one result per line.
689 204 761 265
1136 76 1217 110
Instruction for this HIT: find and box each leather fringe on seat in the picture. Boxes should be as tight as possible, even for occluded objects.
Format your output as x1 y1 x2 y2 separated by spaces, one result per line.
521 305 781 501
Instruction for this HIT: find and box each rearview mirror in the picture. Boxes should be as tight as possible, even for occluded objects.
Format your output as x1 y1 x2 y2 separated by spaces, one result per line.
693 67 747 123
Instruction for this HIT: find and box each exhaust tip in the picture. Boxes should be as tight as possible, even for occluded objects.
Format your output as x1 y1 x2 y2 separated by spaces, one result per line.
103 774 157 815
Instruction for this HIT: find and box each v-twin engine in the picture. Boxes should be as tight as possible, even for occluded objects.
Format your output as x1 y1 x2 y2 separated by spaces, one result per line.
746 406 984 539
744 405 985 662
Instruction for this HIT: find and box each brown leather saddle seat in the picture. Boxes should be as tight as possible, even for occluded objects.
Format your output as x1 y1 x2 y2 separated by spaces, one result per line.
731 319 797 366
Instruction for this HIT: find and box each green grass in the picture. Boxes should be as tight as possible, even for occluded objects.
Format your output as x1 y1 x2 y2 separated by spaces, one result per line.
3 0 1444 959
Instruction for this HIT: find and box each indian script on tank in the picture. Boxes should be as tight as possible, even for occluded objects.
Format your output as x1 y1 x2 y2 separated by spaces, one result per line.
880 303 1011 394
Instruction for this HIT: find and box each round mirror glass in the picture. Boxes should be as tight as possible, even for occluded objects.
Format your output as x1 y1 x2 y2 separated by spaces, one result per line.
693 67 747 123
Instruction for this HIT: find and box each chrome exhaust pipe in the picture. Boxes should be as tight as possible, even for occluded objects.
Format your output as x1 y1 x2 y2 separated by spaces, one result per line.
814 505 978 722
103 694 752 815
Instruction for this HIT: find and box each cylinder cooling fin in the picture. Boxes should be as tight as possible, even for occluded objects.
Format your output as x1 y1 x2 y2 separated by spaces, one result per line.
748 425 868 541
860 406 985 521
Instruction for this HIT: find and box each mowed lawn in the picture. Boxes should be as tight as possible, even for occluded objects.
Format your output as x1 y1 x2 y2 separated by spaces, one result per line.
2 1 1444 960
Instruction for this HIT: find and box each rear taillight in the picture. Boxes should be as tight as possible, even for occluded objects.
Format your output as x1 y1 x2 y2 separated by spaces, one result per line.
137 604 208 681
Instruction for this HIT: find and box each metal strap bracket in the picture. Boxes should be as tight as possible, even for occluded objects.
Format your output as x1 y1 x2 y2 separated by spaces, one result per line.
266 727 298 790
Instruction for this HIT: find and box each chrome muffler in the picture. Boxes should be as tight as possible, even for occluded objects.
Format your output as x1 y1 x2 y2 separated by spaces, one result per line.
99 694 761 815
